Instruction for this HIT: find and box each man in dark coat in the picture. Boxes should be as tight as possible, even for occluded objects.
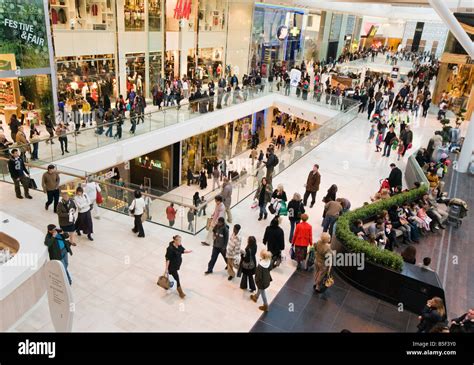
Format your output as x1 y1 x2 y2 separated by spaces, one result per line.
388 163 403 192
400 125 413 157
303 164 321 208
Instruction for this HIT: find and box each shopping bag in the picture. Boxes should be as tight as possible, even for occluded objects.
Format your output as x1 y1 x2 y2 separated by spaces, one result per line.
279 201 288 216
251 200 258 209
96 190 103 205
157 274 170 290
141 210 148 222
206 218 212 231
289 245 296 260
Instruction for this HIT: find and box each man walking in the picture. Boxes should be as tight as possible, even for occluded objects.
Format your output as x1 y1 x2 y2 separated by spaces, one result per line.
388 163 403 193
204 217 229 274
201 195 226 246
264 148 279 184
303 164 321 208
42 164 61 213
221 177 233 224
8 148 32 199
212 165 220 190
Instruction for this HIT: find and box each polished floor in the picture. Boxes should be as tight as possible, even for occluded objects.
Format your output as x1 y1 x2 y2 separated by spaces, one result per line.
4 101 466 332
251 271 420 332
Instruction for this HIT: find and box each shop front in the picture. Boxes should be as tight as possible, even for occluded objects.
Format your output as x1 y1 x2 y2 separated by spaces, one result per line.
434 53 474 118
249 3 306 77
188 47 223 80
181 114 254 182
56 54 117 102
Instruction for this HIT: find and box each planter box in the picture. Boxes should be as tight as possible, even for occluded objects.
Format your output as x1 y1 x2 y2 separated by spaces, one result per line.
332 236 446 314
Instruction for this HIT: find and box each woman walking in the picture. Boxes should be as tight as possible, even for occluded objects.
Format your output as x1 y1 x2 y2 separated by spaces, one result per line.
74 186 94 241
263 217 285 269
165 235 192 299
129 190 146 238
226 224 242 280
271 184 287 215
292 213 312 270
250 249 273 312
287 193 305 243
254 177 272 221
240 236 257 292
57 192 77 246
313 232 332 293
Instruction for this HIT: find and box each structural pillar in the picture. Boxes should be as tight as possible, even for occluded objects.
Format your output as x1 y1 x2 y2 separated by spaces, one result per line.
456 113 474 173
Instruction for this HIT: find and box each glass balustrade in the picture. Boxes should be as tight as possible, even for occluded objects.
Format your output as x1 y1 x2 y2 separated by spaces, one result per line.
0 86 359 165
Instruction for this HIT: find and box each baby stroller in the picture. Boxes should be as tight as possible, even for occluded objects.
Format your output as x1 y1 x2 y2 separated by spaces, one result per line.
446 198 468 228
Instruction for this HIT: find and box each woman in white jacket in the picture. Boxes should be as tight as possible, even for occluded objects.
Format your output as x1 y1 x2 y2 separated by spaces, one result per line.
74 186 94 241
129 190 145 238
83 177 101 219
226 224 242 280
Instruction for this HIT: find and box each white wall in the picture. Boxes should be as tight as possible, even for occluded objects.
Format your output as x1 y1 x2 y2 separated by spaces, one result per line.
224 1 253 77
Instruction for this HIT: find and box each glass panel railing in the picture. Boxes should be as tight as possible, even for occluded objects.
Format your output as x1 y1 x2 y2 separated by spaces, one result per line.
0 86 359 165
195 102 360 234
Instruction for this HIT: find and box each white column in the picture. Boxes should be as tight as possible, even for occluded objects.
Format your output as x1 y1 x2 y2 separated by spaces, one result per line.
43 0 58 116
428 0 474 58
456 114 474 173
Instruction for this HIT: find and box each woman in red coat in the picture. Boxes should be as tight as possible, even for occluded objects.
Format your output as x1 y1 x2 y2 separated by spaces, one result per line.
292 213 313 270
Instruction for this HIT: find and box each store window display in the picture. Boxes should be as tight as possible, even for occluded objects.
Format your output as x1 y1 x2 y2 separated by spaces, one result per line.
197 0 227 32
50 0 115 31
148 0 162 31
56 55 116 102
126 54 146 96
124 0 145 31
191 48 223 81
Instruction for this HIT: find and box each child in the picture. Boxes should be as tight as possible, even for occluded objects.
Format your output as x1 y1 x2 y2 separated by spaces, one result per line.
397 140 405 161
368 124 376 143
250 249 273 312
375 131 383 152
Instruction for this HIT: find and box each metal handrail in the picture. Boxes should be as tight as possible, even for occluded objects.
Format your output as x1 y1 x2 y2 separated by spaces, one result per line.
1 87 359 155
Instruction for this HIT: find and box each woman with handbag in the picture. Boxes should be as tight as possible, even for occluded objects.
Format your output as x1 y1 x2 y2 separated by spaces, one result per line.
84 177 102 219
250 249 273 312
287 193 305 243
129 189 145 238
254 177 272 221
240 236 257 293
226 224 242 281
165 235 192 299
313 232 333 293
270 184 287 216
74 186 94 241
263 217 284 269
292 213 312 270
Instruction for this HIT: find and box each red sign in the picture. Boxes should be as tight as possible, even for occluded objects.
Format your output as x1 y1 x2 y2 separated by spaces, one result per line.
174 0 192 20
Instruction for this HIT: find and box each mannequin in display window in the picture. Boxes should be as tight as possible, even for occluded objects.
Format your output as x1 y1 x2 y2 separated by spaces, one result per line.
82 84 89 99
136 75 143 93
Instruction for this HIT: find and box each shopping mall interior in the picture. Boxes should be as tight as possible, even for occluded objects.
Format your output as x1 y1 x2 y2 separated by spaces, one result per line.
0 0 473 348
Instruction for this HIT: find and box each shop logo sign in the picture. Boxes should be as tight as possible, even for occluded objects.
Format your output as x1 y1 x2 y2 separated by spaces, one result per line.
174 0 192 20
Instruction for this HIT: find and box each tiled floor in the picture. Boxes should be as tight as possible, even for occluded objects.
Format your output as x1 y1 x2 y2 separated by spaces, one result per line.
251 270 420 333
2 91 470 332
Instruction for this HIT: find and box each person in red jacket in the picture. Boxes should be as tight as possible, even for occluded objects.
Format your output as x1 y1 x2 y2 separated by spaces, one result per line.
292 213 313 270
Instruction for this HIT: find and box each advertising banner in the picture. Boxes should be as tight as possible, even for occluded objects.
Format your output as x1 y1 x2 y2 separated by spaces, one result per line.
0 0 50 72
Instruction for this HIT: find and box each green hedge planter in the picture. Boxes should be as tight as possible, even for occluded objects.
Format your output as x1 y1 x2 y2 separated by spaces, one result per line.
335 185 429 272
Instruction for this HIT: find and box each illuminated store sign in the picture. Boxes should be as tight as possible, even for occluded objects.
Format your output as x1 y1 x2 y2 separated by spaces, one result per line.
174 0 192 20
137 156 163 170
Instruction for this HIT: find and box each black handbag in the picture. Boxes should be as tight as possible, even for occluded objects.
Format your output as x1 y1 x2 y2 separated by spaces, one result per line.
241 255 255 270
28 177 37 189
